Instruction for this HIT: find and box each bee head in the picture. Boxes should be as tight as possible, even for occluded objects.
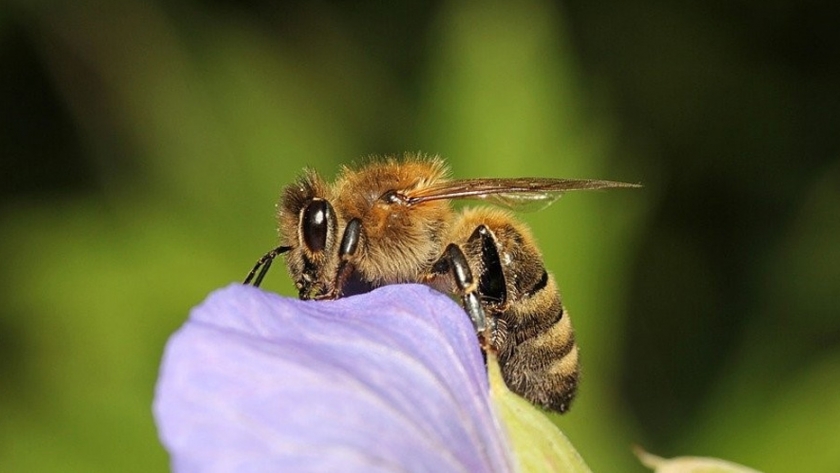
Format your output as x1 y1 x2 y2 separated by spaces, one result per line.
277 171 341 299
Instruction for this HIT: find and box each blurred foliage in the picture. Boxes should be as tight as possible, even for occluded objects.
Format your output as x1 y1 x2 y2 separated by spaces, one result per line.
1 0 838 472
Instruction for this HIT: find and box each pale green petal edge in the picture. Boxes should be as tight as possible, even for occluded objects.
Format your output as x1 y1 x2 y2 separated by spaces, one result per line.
634 446 764 473
488 353 592 473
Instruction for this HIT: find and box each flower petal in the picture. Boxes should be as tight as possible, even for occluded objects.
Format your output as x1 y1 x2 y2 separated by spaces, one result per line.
154 283 513 472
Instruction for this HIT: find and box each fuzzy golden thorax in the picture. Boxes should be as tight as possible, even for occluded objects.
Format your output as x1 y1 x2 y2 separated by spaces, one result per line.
329 156 454 286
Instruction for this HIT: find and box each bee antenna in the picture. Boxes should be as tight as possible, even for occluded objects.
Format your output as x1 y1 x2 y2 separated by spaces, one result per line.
243 246 292 287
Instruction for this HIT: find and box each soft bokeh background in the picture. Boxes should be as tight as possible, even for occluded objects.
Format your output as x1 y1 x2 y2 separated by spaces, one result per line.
1 1 838 472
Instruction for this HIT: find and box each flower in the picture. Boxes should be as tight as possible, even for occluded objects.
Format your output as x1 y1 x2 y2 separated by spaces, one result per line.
154 283 514 472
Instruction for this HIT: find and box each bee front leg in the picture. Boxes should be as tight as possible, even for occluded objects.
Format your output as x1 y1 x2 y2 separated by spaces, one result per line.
315 217 362 300
430 243 489 338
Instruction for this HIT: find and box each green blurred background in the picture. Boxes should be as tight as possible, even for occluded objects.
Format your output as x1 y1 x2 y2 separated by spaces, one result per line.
1 0 838 471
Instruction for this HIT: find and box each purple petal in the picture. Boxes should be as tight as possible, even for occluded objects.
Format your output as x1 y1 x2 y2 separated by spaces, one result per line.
153 283 513 472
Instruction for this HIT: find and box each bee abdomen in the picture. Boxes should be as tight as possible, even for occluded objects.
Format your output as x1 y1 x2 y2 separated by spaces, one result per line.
496 277 580 413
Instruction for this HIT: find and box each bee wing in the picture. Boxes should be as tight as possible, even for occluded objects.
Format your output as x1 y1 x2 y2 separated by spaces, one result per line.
404 178 640 210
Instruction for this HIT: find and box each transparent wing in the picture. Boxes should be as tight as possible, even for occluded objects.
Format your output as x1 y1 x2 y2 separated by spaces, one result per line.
403 178 640 210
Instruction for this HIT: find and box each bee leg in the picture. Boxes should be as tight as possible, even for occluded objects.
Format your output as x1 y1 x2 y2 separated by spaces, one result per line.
431 243 489 336
244 246 292 286
316 217 362 300
467 225 506 345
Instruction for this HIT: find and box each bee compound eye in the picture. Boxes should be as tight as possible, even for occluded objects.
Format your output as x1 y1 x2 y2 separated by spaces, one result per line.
301 199 332 253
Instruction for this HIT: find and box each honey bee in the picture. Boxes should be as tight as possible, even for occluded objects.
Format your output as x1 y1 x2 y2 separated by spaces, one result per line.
245 154 638 413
